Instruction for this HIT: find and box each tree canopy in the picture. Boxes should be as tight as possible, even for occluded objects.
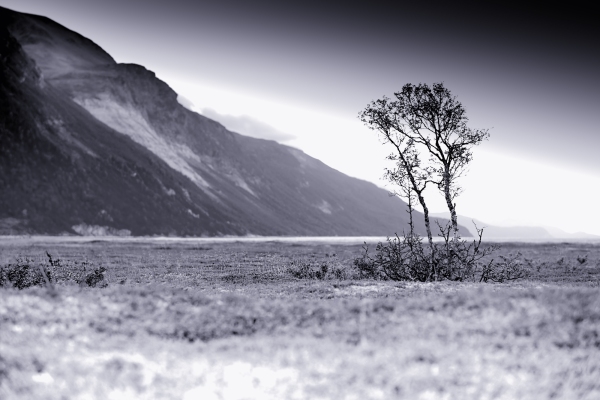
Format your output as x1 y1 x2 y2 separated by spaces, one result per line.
359 82 489 238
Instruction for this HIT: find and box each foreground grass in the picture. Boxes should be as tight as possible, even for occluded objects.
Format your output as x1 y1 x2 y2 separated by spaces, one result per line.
1 239 600 399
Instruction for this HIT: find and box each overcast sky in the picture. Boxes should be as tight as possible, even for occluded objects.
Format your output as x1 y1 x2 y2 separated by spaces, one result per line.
3 0 599 235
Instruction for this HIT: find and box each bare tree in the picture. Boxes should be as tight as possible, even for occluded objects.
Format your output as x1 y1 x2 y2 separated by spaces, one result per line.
359 100 436 263
356 84 532 283
360 83 489 238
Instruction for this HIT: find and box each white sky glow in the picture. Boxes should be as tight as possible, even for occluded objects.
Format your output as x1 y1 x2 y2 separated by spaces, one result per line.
2 1 597 237
166 76 600 236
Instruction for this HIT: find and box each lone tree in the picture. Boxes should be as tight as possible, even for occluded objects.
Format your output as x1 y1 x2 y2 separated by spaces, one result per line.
359 82 489 238
357 83 531 282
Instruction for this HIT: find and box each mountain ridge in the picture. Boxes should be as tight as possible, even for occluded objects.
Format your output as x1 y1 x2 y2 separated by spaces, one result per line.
0 6 467 237
430 212 599 240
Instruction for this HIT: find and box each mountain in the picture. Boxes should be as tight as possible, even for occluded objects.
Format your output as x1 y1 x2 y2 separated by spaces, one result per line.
541 226 600 240
430 212 599 240
432 212 553 239
0 6 466 237
430 212 552 239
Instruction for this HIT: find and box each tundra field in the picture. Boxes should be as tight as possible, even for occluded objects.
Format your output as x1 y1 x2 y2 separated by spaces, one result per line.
1 238 600 399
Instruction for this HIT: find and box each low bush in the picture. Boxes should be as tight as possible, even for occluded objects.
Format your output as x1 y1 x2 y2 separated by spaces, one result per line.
354 223 532 283
0 252 108 289
0 257 52 289
287 256 357 280
479 252 532 283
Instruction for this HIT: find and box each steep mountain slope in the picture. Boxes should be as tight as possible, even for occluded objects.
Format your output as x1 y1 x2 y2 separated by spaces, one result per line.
0 6 464 236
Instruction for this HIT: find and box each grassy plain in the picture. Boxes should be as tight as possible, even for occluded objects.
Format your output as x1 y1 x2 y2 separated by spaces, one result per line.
1 238 600 399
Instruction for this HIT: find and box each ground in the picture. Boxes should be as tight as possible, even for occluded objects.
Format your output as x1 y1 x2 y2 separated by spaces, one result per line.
1 238 599 399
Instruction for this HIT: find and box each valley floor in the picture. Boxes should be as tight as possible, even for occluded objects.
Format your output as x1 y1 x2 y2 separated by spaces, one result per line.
1 239 599 399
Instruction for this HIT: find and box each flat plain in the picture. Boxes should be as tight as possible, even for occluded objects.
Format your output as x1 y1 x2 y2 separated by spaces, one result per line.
1 238 600 399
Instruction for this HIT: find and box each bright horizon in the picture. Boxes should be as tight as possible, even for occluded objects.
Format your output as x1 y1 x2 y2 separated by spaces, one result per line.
2 0 599 235
165 79 600 236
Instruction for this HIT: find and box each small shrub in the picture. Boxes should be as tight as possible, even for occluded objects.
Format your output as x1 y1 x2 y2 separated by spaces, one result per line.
354 223 532 283
288 260 328 279
0 252 108 289
46 251 108 287
354 234 430 281
479 253 531 283
353 252 382 280
84 267 107 287
524 257 546 273
288 257 356 280
0 257 52 289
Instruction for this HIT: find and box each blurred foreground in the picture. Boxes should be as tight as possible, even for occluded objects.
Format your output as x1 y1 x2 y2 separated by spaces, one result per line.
1 239 599 399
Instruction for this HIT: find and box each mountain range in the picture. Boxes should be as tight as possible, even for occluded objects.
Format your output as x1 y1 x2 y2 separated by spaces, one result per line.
430 212 600 240
0 6 466 237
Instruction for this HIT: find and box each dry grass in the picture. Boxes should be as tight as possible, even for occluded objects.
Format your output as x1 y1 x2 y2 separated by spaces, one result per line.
1 239 599 399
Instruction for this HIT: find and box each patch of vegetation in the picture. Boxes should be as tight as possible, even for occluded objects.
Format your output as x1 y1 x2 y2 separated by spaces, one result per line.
0 257 51 290
479 252 533 283
0 240 599 399
354 227 532 283
357 83 535 283
2 279 600 399
287 255 358 280
0 252 107 289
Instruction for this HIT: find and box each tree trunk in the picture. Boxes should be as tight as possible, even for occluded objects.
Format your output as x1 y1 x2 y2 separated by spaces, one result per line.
443 169 459 237
406 192 415 237
442 168 459 280
416 191 436 280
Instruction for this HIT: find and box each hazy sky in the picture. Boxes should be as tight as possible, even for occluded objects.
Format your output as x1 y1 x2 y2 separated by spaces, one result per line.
3 0 599 234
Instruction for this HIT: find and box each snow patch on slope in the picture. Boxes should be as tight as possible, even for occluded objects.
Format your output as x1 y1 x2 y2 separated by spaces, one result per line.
187 209 200 218
229 172 256 196
73 94 210 190
47 118 97 157
316 200 332 214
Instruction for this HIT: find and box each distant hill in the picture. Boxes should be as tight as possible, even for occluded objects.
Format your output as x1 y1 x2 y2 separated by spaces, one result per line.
541 226 600 240
430 212 599 240
0 6 467 237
